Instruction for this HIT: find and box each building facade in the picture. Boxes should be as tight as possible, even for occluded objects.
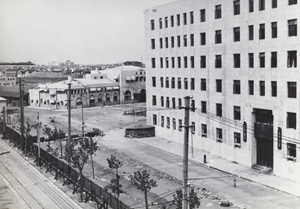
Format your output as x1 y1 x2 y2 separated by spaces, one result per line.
145 0 300 181
29 72 120 109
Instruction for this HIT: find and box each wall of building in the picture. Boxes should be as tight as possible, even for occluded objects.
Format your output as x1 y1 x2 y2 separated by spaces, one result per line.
145 0 300 181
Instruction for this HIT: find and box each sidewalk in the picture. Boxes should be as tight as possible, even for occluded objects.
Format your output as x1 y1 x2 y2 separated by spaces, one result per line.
130 135 300 198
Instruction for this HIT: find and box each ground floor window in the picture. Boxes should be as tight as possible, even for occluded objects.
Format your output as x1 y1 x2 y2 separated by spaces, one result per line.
287 143 296 161
234 132 241 148
153 114 157 125
201 124 207 137
113 93 118 102
216 128 222 142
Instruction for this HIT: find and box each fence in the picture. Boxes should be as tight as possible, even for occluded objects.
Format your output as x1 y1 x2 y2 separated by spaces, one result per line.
0 124 131 209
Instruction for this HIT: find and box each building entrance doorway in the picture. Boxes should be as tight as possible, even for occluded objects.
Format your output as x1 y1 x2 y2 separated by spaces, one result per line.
254 109 274 168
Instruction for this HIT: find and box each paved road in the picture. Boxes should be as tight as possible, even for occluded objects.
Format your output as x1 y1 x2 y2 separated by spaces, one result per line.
0 138 83 209
101 129 300 209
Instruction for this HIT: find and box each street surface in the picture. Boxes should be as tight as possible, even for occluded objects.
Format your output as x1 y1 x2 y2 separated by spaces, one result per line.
15 104 300 208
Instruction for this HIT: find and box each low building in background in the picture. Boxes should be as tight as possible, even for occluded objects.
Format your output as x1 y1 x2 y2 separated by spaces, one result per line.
29 71 120 109
100 62 146 104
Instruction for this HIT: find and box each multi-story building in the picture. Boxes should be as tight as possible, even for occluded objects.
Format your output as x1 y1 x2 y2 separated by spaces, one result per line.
145 0 300 181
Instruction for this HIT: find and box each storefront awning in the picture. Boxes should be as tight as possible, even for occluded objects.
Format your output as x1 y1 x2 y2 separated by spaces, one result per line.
90 88 96 92
106 87 112 90
112 86 119 90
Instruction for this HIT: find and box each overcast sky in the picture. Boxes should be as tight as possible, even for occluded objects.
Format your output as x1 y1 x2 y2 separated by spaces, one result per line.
0 0 175 65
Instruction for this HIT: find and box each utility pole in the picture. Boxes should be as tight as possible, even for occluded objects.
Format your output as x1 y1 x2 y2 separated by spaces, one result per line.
81 93 85 138
183 96 191 209
37 112 40 166
19 78 25 153
2 107 6 138
67 80 72 148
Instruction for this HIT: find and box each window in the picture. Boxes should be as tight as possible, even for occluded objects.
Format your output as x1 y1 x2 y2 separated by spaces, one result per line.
159 18 162 29
171 15 174 27
179 119 182 131
172 98 176 109
200 9 205 22
234 106 241 120
249 80 254 95
171 77 175 88
166 97 170 108
260 81 265 96
160 38 163 48
272 0 277 8
289 0 297 5
178 98 182 107
160 77 164 87
165 37 168 48
200 33 206 45
259 52 265 68
271 81 277 97
191 78 195 90
215 5 222 19
201 101 207 113
201 124 207 137
184 78 188 89
177 57 181 68
233 27 240 42
178 78 181 89
234 0 240 15
184 56 188 68
287 112 296 129
151 39 155 49
161 116 164 127
215 55 222 68
183 13 187 25
165 17 168 28
216 128 223 140
288 82 297 98
191 100 195 112
172 57 175 68
160 57 163 68
173 118 176 130
259 0 265 11
190 11 194 24
200 56 206 68
177 14 180 26
171 37 174 48
288 19 297 37
271 52 277 68
190 34 194 46
153 114 157 125
287 51 297 68
152 95 156 106
152 77 156 87
259 24 265 39
151 19 155 30
271 22 277 38
191 122 195 134
191 56 195 68
249 25 254 40
165 57 169 68
234 132 241 146
183 35 187 47
215 30 222 44
249 53 254 68
234 54 241 68
201 79 206 91
249 0 254 12
233 80 241 94
151 58 156 68
216 103 222 117
177 35 181 47
287 143 296 159
166 77 169 88
161 96 164 107
216 79 222 92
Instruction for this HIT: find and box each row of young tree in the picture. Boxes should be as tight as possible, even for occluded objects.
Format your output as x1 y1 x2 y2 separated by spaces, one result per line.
26 122 200 208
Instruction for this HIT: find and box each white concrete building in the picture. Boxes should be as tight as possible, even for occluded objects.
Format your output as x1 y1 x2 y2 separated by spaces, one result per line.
145 0 300 181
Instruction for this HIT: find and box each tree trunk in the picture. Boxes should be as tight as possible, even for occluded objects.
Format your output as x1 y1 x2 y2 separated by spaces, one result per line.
91 154 95 179
79 169 83 202
60 140 63 158
144 190 149 209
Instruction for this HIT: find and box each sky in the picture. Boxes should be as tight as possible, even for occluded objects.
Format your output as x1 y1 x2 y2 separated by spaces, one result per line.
0 0 175 65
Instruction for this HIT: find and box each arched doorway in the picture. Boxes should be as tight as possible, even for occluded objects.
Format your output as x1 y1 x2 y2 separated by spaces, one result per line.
140 89 146 102
124 90 131 102
113 93 118 102
75 97 82 109
90 95 95 107
106 93 110 103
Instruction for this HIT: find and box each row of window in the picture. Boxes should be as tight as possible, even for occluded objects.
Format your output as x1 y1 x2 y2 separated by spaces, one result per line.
150 0 297 30
151 19 297 51
0 78 15 81
152 77 297 98
151 50 297 69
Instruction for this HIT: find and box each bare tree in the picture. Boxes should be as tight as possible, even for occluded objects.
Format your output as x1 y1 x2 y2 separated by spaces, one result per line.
105 154 123 198
42 126 65 156
130 170 157 209
80 137 99 179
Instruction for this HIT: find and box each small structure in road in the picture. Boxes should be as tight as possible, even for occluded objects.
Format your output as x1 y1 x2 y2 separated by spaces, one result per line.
125 123 155 138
